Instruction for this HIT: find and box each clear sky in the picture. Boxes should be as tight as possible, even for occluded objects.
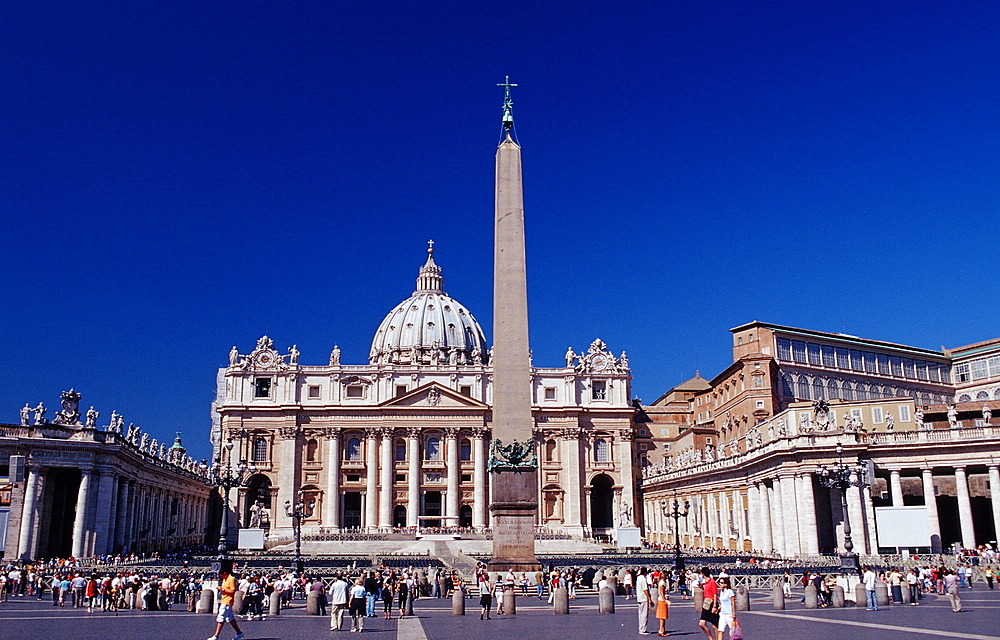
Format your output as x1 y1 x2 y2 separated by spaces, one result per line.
3 2 999 461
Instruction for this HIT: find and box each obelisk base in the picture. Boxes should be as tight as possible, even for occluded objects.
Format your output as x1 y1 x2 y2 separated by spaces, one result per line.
488 470 540 572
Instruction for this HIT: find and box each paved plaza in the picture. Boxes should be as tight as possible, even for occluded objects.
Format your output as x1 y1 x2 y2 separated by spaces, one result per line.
1 587 999 640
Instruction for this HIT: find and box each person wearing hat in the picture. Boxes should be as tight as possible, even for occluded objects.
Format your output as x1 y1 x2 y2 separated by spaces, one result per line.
208 567 245 640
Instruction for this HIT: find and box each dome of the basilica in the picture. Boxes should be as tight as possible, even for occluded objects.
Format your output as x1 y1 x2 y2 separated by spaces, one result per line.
370 247 488 366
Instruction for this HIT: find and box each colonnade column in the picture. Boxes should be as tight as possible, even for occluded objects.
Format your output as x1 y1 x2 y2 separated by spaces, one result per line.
921 469 942 553
890 469 905 506
769 482 786 555
17 467 40 560
796 473 819 555
746 483 759 548
445 429 460 524
71 469 93 558
778 475 801 556
92 471 115 556
561 429 583 536
379 429 394 531
365 431 379 531
472 428 487 529
988 466 1000 548
114 478 130 551
406 429 420 528
954 466 976 550
756 482 773 553
326 429 341 530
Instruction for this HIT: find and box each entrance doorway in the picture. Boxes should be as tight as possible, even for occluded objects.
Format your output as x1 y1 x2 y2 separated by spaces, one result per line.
393 505 407 528
423 491 442 527
459 504 472 528
343 492 362 529
590 474 614 531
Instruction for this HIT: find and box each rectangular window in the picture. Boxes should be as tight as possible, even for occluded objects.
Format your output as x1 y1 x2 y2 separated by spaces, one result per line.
777 338 792 361
871 407 883 424
395 473 406 482
807 343 822 365
928 364 941 382
346 385 364 398
460 385 473 397
706 437 713 444
544 387 556 400
971 359 989 380
864 352 877 374
836 348 851 369
346 474 360 482
756 400 765 409
954 363 969 383
822 346 836 367
395 442 406 461
792 341 807 363
254 378 272 398
938 364 950 383
308 385 321 399
592 380 607 400
890 356 903 377
903 358 916 379
851 408 863 422
877 354 890 375
396 385 408 397
899 405 911 422
916 361 929 380
989 355 1000 377
850 350 864 371
461 473 472 482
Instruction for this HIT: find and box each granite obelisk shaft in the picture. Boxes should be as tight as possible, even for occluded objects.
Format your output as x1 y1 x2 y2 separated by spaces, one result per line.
489 134 539 571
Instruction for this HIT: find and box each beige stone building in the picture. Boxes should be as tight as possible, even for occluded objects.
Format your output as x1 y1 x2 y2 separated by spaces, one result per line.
213 249 638 540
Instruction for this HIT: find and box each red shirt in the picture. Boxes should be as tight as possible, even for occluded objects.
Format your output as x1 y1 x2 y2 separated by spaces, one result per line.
703 578 719 602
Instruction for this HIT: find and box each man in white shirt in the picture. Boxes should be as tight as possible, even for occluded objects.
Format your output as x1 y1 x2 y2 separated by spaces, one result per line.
328 573 349 631
636 567 652 635
862 566 878 611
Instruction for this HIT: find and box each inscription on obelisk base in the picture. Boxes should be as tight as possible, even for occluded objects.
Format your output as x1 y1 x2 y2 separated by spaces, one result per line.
488 77 540 573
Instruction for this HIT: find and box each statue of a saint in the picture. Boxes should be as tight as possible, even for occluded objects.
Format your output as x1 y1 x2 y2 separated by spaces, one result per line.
85 406 98 428
915 408 925 430
20 403 31 426
288 345 300 365
448 348 458 365
618 502 633 527
140 432 150 452
947 404 959 428
619 351 629 370
983 405 992 424
329 344 341 366
884 412 895 431
249 501 264 528
487 348 494 366
470 346 482 365
565 347 576 368
33 402 46 425
229 346 239 366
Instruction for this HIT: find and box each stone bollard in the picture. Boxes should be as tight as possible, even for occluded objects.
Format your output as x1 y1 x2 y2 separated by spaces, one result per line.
854 584 867 608
232 590 243 616
901 584 911 604
875 582 890 607
599 586 616 614
197 588 214 614
503 587 516 615
736 586 750 612
772 584 785 610
405 592 414 617
607 574 618 596
804 584 818 609
306 590 320 615
553 587 569 614
832 585 845 607
693 585 705 611
269 592 282 617
452 587 465 615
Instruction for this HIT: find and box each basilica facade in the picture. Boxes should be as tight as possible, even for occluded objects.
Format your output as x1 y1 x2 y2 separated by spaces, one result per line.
213 248 638 539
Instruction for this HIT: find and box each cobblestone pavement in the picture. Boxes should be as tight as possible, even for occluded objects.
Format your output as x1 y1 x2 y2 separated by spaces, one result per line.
2 588 999 640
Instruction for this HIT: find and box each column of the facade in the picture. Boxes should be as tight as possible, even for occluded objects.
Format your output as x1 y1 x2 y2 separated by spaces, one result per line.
561 430 584 536
114 478 130 551
92 471 116 556
921 469 942 552
445 429 460 523
365 431 379 531
379 429 394 531
472 429 487 529
617 433 635 526
889 469 905 506
989 466 1000 548
954 466 976 550
406 429 420 528
756 482 773 553
769 481 786 555
17 467 41 560
326 429 342 529
796 473 819 555
277 434 298 530
71 469 93 558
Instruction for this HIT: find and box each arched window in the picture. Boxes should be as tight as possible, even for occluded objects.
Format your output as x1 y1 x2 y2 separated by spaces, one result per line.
305 438 319 462
781 374 794 398
976 390 989 401
796 375 810 400
994 388 1000 400
252 438 268 463
346 437 361 461
545 439 558 462
826 379 840 400
812 378 824 401
460 439 472 462
959 394 972 402
842 382 855 402
857 383 869 401
594 439 610 463
426 437 441 461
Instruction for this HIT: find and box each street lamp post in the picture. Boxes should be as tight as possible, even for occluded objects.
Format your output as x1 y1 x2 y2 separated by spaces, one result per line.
815 442 870 572
285 489 315 574
660 491 690 573
204 438 258 569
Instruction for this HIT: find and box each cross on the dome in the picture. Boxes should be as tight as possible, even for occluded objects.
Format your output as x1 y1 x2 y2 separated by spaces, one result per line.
427 239 434 254
497 75 517 101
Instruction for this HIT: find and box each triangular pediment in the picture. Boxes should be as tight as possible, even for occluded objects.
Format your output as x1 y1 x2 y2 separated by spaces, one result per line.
378 382 488 409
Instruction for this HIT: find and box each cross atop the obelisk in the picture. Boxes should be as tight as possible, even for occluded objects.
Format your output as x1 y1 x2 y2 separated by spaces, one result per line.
497 75 517 131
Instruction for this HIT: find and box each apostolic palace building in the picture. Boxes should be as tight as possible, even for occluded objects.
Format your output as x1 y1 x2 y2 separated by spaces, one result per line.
210 247 638 540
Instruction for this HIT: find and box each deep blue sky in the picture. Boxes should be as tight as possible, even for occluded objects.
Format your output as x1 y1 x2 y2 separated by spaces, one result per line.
3 2 999 461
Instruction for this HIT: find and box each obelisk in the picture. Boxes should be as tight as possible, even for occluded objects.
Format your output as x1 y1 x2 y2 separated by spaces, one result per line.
489 77 539 572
